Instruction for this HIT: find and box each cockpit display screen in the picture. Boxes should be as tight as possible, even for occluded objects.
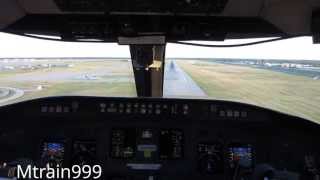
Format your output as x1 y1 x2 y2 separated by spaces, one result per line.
228 144 253 169
110 129 136 159
72 141 97 165
159 129 184 159
41 142 65 167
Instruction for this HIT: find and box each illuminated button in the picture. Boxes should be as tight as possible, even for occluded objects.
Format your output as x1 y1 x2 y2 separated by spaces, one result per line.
234 111 240 117
155 109 161 115
183 104 189 110
241 111 248 118
183 104 189 115
56 106 62 113
2 162 7 168
126 109 131 114
107 103 117 112
210 105 217 113
140 104 147 114
219 111 226 117
71 101 79 110
63 106 70 113
142 130 153 139
140 109 147 114
118 103 124 113
41 106 48 113
171 104 178 114
100 103 106 112
49 106 55 113
227 110 233 117
107 107 117 113
144 151 152 158
138 145 157 159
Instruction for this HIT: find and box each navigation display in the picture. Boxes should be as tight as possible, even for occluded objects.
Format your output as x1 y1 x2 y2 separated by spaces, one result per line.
72 141 97 165
197 143 224 174
228 144 253 169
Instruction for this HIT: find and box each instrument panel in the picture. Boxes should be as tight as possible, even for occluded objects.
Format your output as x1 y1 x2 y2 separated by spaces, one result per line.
0 96 319 180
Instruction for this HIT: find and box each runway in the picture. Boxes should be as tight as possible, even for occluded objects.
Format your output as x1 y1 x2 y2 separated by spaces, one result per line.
164 61 207 97
0 87 24 104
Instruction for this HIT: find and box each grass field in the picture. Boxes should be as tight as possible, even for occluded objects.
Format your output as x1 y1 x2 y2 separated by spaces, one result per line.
0 60 136 106
177 60 320 123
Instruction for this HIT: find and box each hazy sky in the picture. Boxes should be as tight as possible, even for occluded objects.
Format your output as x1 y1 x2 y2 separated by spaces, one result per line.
1 32 320 60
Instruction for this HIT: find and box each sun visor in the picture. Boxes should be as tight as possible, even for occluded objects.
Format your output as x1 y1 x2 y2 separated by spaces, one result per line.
223 0 264 17
260 0 312 35
0 0 26 29
51 0 229 14
18 0 62 14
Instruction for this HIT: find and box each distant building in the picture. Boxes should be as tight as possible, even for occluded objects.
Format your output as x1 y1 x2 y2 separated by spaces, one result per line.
3 66 15 70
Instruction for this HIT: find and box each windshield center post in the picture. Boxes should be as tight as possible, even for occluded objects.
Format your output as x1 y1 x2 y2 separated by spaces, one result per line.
118 36 166 97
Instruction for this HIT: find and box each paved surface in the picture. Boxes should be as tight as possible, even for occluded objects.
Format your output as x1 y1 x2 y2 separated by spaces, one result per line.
0 87 24 104
164 61 207 97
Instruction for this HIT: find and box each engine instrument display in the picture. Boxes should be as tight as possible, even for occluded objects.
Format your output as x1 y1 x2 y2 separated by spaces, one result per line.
110 128 184 160
159 129 184 159
110 129 136 159
40 142 65 167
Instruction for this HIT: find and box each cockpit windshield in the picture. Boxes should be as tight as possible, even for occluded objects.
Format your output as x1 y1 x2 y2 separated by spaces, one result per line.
0 33 319 123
